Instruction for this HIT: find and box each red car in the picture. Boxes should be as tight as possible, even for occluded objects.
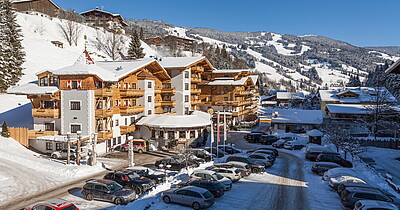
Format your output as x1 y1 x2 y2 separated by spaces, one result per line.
25 198 78 210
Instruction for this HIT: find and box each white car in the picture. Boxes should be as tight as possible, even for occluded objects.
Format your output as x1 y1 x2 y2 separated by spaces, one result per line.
283 140 304 150
323 168 358 181
354 200 398 210
328 175 366 190
209 167 242 182
190 169 232 191
51 148 84 160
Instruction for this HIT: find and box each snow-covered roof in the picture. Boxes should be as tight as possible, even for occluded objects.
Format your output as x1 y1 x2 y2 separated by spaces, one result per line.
276 92 305 100
325 104 370 114
206 76 253 86
271 109 323 125
213 69 253 74
11 0 60 9
159 57 207 68
7 83 59 95
385 58 400 74
319 87 396 103
136 111 211 129
307 129 323 136
52 63 118 82
249 75 259 85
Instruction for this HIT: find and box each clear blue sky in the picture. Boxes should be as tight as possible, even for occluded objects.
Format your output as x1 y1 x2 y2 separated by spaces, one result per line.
52 0 400 47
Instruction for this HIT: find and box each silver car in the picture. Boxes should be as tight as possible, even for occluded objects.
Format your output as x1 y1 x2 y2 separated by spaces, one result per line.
209 167 242 182
191 169 232 191
162 186 215 209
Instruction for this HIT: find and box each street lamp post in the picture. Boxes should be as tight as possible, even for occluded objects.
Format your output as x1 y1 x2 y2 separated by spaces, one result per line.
67 132 71 165
76 131 81 166
128 136 134 167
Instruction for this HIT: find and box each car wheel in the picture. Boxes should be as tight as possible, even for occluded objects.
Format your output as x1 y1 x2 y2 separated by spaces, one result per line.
163 196 171 203
252 168 259 173
192 202 201 210
114 197 123 205
135 186 143 195
138 149 143 154
51 154 58 159
70 155 76 160
121 147 127 152
85 193 94 201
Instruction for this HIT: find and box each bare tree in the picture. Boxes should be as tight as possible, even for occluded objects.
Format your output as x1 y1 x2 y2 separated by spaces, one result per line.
94 29 124 61
58 18 82 46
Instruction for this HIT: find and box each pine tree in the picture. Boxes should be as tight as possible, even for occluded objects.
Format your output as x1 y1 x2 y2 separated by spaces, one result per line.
127 30 145 59
0 0 25 90
1 121 9 137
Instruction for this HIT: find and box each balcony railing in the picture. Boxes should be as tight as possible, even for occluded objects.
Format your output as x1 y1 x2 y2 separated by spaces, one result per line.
161 88 176 95
120 125 136 134
119 89 145 98
154 101 162 107
161 101 176 107
32 108 60 118
95 109 114 117
154 89 162 94
191 99 201 105
235 90 249 96
191 89 201 94
97 131 113 140
95 89 114 97
191 66 204 72
118 106 145 115
28 130 60 139
191 77 202 83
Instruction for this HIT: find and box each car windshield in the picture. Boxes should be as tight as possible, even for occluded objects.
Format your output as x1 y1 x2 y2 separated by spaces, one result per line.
128 173 140 180
277 140 285 143
107 183 123 192
213 173 224 180
203 191 213 199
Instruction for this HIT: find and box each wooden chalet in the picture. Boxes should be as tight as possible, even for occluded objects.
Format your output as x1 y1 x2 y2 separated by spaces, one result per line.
11 0 60 17
80 8 128 32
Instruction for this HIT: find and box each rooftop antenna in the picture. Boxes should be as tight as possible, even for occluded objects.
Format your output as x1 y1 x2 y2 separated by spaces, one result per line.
84 34 87 51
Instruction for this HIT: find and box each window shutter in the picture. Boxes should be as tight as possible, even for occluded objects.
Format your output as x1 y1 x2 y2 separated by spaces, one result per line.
53 102 57 109
40 101 44 109
66 80 71 89
77 80 82 89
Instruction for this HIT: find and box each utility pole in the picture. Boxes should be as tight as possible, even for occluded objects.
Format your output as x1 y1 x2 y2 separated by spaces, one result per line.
67 133 71 165
128 136 134 167
91 133 98 166
76 131 81 166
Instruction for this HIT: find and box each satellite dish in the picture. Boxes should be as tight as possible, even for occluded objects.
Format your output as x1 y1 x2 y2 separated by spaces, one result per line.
207 108 214 115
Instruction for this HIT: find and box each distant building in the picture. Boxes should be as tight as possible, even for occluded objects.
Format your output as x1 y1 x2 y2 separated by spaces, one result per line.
80 8 128 32
144 35 195 51
11 0 60 17
271 109 323 132
276 92 305 107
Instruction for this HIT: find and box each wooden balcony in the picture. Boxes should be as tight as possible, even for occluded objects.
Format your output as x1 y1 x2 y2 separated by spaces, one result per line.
119 89 145 98
95 109 114 117
232 109 251 117
120 125 136 134
161 88 176 95
95 89 114 97
32 108 60 118
191 77 202 83
118 106 145 115
191 99 201 105
161 101 176 107
191 89 201 94
28 130 60 139
191 66 204 72
97 131 113 140
235 90 249 96
154 101 162 107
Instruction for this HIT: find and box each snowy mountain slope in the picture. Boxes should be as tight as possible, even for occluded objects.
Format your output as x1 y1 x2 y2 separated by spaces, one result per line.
0 13 159 115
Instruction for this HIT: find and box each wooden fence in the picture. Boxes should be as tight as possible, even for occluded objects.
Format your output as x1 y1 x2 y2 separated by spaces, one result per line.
8 127 29 147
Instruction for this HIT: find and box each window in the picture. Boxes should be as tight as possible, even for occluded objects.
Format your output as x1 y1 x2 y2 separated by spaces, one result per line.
45 142 52 150
159 131 164 138
148 110 152 115
130 117 136 125
118 137 121 144
148 82 152 88
39 77 48 86
131 83 136 89
125 118 128 126
45 123 54 131
151 130 156 138
177 190 188 195
224 97 229 101
185 83 189 90
115 119 119 126
185 71 189 78
223 86 228 91
70 101 81 110
131 99 136 106
185 95 189 102
179 131 186 138
71 124 81 133
185 107 189 115
72 81 78 89
56 143 62 150
49 77 58 86
148 96 152 102
44 101 54 109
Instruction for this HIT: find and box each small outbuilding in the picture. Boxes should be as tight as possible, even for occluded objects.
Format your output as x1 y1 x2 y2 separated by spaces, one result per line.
307 129 323 145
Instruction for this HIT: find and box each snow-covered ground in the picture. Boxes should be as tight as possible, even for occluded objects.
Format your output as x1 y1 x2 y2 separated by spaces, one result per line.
0 137 122 205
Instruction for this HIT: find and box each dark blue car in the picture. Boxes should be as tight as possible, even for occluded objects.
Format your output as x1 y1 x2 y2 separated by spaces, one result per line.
82 179 136 205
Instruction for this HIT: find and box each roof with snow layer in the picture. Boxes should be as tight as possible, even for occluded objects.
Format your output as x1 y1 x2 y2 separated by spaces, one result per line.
271 109 323 125
319 87 396 103
7 82 59 95
159 57 213 69
136 111 211 128
206 76 254 86
326 104 370 114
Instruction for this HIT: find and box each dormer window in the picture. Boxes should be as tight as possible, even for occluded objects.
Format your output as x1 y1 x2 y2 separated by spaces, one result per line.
39 77 48 86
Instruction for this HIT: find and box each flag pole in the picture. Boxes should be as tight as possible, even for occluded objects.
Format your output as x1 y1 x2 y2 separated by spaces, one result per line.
217 111 220 158
224 111 227 151
210 115 214 161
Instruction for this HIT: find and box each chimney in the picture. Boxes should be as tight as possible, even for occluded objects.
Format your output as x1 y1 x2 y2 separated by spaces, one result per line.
96 6 99 10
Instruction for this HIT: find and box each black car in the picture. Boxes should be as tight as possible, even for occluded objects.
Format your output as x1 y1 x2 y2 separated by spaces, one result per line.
272 139 288 148
155 157 197 171
306 151 339 161
225 155 265 173
177 179 225 198
250 150 276 161
186 149 212 162
103 171 155 195
126 167 165 184
204 147 225 158
173 154 202 166
245 133 263 143
82 179 136 205
316 154 353 168
311 162 341 175
260 135 279 145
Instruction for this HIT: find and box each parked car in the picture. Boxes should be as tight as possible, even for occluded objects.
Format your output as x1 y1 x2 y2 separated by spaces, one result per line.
204 147 225 158
311 162 341 175
226 155 265 173
103 171 155 194
317 154 353 167
260 135 279 145
155 157 197 171
323 168 358 181
25 198 78 210
272 139 289 148
340 187 400 208
329 175 366 190
354 200 398 210
81 179 136 205
306 151 339 161
51 148 87 160
248 153 274 167
173 154 204 165
125 166 165 184
254 147 279 156
162 186 215 209
226 161 252 177
209 167 242 182
337 183 397 200
186 148 212 162
190 169 232 191
177 180 225 198
250 150 276 160
217 145 243 154
245 133 263 143
283 140 305 150
114 139 148 153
